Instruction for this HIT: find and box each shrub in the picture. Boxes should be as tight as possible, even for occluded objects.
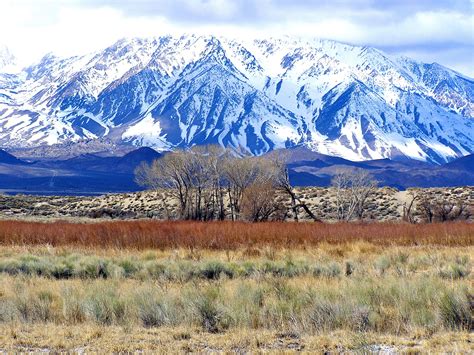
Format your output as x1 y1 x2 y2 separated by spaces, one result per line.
62 287 87 324
312 263 341 278
136 291 174 328
117 258 142 277
190 287 230 333
144 261 167 279
75 258 110 279
15 289 57 323
199 261 235 280
85 287 127 325
439 264 470 280
0 299 18 322
52 260 75 279
438 291 472 330
0 259 21 275
0 220 472 250
374 256 391 276
345 261 355 277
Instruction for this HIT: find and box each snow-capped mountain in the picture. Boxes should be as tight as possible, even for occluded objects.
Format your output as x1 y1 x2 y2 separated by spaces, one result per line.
0 35 472 163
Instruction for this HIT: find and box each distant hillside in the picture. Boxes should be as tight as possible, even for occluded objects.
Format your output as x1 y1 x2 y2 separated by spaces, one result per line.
0 146 472 195
277 146 474 189
444 154 474 170
0 147 161 194
0 149 25 165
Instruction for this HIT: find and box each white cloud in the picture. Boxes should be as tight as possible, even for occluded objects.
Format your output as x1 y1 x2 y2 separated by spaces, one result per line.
0 4 170 64
0 0 472 76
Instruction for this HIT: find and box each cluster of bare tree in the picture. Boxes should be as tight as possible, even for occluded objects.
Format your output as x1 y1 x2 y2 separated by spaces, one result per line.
331 170 378 221
135 146 317 222
137 145 473 224
403 191 472 223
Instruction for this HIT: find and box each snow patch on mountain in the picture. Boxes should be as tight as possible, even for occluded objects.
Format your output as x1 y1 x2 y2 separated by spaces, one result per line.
122 114 170 150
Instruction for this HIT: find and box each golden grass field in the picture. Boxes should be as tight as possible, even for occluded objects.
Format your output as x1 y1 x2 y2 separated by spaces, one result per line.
0 221 472 352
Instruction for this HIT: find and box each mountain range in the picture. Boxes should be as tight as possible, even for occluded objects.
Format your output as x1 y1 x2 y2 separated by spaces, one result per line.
0 35 473 165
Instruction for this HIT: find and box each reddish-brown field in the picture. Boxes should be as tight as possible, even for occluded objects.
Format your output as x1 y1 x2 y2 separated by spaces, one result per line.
0 220 472 352
0 220 472 249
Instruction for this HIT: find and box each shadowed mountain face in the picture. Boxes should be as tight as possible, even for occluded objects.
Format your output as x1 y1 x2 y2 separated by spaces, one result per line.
282 147 474 189
39 147 162 173
0 35 472 164
0 147 162 195
0 149 25 165
0 146 471 195
443 154 474 171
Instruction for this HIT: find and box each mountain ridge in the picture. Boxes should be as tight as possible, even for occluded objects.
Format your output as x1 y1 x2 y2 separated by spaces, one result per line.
0 35 472 163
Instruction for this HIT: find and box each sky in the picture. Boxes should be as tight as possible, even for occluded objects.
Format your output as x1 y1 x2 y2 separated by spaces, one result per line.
0 0 473 76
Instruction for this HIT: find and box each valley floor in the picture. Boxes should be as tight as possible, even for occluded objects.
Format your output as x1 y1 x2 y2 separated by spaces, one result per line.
0 222 472 352
1 186 473 222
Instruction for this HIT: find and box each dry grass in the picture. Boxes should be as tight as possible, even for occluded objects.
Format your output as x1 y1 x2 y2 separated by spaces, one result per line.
0 274 472 332
0 220 472 352
0 244 471 281
1 325 472 352
0 220 473 250
0 245 472 330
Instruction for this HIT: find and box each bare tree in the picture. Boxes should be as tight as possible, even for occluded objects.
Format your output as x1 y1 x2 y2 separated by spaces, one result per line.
407 190 472 223
402 191 418 224
202 145 228 221
416 194 434 223
223 155 276 221
449 198 472 221
192 145 229 221
183 145 227 220
241 182 283 222
432 197 472 222
135 150 191 219
267 151 320 222
138 145 357 222
331 170 377 221
136 146 280 221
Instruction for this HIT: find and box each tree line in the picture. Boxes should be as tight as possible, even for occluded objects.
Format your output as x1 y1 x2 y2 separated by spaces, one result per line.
135 145 381 222
403 190 472 223
136 145 471 223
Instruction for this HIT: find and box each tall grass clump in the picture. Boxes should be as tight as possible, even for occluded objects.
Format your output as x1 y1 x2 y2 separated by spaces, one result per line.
438 290 472 330
187 286 232 333
135 289 178 328
84 284 127 325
